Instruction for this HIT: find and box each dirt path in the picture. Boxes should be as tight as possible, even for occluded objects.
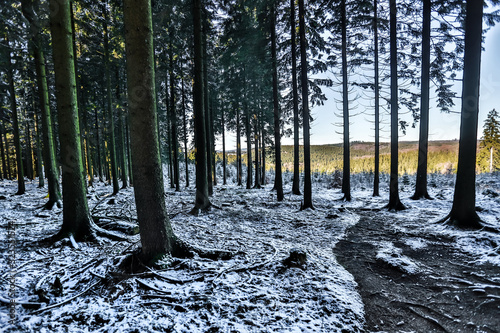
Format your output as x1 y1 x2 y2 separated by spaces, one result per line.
334 211 500 333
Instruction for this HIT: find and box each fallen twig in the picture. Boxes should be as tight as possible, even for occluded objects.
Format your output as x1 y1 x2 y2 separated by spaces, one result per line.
33 281 100 314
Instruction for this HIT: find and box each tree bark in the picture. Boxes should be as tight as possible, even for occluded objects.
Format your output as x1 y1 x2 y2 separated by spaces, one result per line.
124 0 176 259
5 35 26 195
291 0 301 195
341 0 351 201
49 0 94 240
298 0 313 209
169 47 180 191
271 6 283 201
192 0 211 211
103 3 119 195
445 0 484 228
412 0 432 200
387 0 405 211
181 77 190 187
373 0 380 197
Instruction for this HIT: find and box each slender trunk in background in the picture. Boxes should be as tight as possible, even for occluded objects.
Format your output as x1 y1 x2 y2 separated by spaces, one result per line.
116 68 127 189
261 120 266 185
445 0 484 228
373 0 380 197
103 3 119 195
203 23 213 196
21 0 61 204
34 107 44 186
181 77 190 187
412 0 432 200
125 116 133 186
222 106 227 185
0 124 7 180
211 98 217 187
244 91 252 190
291 0 301 195
298 0 313 209
236 107 242 186
95 106 103 182
2 124 12 180
169 47 180 191
192 0 211 211
341 0 351 201
254 109 261 188
124 0 177 260
6 36 25 195
387 0 405 211
167 117 174 188
271 6 283 200
24 110 34 180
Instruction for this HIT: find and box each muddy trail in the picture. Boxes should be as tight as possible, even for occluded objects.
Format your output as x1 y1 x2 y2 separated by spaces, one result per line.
334 211 500 333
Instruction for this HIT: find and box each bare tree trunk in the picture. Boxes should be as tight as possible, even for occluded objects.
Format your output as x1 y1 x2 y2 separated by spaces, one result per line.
291 0 301 195
412 0 432 200
373 0 380 197
298 0 313 209
192 0 211 211
271 5 283 201
444 0 484 228
341 0 351 201
49 0 95 240
181 77 190 187
387 0 405 211
5 35 26 195
123 0 176 260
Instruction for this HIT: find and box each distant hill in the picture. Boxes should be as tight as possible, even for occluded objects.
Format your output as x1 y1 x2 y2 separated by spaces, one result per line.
278 140 459 175
221 140 460 175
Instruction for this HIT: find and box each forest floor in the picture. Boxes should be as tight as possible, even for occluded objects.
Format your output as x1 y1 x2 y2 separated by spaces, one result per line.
0 171 499 332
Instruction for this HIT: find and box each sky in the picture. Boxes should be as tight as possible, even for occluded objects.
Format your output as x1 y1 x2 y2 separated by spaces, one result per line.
217 22 500 150
295 23 500 146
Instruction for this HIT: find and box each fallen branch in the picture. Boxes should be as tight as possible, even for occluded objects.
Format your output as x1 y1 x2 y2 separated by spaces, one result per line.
407 306 450 333
0 295 43 309
33 281 100 314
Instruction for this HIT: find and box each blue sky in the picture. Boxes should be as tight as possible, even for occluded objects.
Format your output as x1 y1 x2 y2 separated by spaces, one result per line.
297 23 500 146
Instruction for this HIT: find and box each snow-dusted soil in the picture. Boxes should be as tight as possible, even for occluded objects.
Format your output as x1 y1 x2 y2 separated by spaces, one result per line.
0 171 499 332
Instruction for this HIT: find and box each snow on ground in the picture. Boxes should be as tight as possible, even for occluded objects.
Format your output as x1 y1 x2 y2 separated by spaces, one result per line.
0 169 499 332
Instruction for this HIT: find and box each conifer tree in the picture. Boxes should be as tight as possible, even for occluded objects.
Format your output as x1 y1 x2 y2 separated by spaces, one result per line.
477 109 500 173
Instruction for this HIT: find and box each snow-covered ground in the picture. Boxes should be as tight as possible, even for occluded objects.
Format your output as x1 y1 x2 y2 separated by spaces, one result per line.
0 168 499 332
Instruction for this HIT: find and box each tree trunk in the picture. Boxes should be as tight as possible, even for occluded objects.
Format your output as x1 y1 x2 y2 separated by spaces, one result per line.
261 120 266 185
2 123 12 179
123 0 176 260
181 77 190 187
203 25 213 196
5 36 26 195
291 0 301 195
387 0 405 211
445 0 483 228
271 6 283 200
254 110 261 189
49 0 95 240
373 0 380 197
412 0 432 200
95 106 103 182
34 106 44 187
169 48 180 192
125 116 133 186
298 0 313 209
0 123 7 180
192 0 211 211
24 110 34 180
244 89 252 190
103 3 119 195
341 0 351 201
222 105 227 185
236 106 242 186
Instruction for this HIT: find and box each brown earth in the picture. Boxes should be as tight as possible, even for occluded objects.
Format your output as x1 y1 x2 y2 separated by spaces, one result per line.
334 211 500 333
